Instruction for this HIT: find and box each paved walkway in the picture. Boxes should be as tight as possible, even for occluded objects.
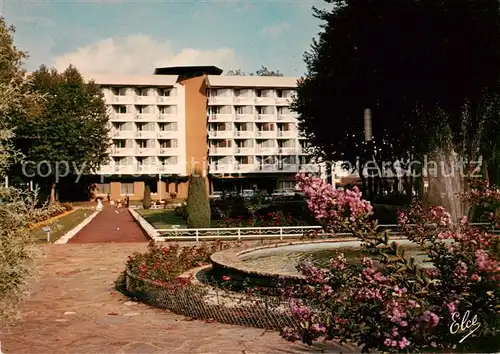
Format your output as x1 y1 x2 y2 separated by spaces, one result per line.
68 207 149 243
0 244 357 353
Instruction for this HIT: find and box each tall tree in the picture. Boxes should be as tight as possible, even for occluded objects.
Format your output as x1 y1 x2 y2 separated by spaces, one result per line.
0 17 48 326
294 0 500 198
10 65 110 202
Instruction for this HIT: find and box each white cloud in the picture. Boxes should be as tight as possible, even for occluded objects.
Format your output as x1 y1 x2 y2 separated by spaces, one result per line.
52 34 242 75
260 22 291 39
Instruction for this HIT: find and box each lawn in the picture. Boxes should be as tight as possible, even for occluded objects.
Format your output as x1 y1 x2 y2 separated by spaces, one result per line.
138 209 187 229
138 209 227 229
32 208 94 243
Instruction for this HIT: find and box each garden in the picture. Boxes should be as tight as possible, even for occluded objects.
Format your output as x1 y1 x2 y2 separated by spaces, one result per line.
118 174 499 353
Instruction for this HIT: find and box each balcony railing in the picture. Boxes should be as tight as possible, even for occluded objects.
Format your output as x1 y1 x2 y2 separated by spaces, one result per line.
277 130 296 138
135 131 157 138
110 113 134 121
255 114 276 121
255 130 277 138
110 147 135 155
208 130 234 138
207 114 233 122
158 113 176 120
157 147 177 155
234 130 254 138
255 147 278 154
209 147 236 155
112 130 134 138
156 130 177 138
234 114 254 121
278 147 299 155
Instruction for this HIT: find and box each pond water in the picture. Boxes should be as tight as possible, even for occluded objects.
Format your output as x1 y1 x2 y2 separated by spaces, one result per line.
239 242 431 276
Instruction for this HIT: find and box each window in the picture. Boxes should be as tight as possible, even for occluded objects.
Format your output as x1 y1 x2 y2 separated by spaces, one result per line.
121 183 134 195
279 139 295 148
136 105 148 114
259 139 275 148
279 181 296 189
235 106 253 115
209 105 231 115
160 139 178 148
257 106 274 115
215 89 230 97
257 123 275 131
136 88 149 96
113 87 127 96
278 123 291 131
114 156 133 165
137 123 155 131
161 156 178 165
94 183 110 195
276 89 283 98
159 88 177 97
255 89 262 97
114 140 126 149
237 156 253 165
118 122 133 131
278 107 292 115
160 105 177 114
116 105 127 114
160 122 177 131
137 140 154 149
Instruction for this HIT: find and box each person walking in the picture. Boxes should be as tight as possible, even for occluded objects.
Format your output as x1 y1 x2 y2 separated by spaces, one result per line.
125 195 130 208
96 197 104 212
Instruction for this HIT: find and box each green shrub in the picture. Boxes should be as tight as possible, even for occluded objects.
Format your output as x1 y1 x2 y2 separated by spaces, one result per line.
143 185 152 209
186 174 211 228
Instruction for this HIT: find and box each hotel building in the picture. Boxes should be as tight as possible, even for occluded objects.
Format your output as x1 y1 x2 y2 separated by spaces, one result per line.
90 66 344 201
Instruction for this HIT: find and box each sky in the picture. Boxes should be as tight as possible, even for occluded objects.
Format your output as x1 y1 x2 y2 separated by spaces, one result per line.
4 0 330 77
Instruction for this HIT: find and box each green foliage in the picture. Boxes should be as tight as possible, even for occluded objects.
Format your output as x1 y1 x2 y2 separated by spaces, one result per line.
143 185 152 210
0 17 50 325
7 64 110 200
295 0 500 189
186 174 211 229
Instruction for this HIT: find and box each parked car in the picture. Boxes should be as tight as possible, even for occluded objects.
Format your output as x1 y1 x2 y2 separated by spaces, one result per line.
241 189 255 199
210 191 223 200
272 189 296 198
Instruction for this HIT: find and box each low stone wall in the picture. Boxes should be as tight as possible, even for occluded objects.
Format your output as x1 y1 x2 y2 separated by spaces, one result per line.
128 209 159 240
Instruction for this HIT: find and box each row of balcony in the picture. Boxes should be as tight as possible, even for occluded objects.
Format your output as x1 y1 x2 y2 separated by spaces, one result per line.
110 147 178 155
107 96 177 105
209 163 320 174
208 113 296 122
208 130 298 139
98 162 318 176
208 96 291 106
99 164 182 176
109 113 177 121
112 130 178 138
209 147 304 155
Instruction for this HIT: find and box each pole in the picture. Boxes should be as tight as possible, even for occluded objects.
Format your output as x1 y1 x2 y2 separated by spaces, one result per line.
158 173 162 200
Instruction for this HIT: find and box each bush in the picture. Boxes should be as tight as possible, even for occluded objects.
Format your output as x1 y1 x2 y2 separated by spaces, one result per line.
0 187 50 325
281 174 500 352
174 202 187 219
186 173 211 228
143 185 152 210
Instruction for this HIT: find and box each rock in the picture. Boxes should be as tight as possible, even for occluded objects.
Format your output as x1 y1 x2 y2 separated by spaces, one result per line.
63 311 76 315
107 312 119 315
123 301 137 306
55 319 68 322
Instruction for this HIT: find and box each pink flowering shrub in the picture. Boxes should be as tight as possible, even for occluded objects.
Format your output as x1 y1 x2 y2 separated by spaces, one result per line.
296 174 374 233
281 176 499 352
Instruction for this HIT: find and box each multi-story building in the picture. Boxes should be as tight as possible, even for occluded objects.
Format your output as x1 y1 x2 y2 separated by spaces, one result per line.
88 66 344 201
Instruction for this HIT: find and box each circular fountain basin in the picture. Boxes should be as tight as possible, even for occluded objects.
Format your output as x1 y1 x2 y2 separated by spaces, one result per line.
210 237 431 288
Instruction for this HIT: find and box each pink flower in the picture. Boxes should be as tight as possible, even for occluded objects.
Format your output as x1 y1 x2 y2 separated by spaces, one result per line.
222 275 231 281
398 337 410 349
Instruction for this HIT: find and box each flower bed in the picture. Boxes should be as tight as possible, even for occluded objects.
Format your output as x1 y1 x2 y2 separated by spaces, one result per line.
28 202 73 228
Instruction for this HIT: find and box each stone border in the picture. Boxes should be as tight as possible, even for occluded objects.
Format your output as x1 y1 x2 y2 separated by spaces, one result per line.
54 210 99 244
129 208 159 240
210 236 409 282
29 209 76 230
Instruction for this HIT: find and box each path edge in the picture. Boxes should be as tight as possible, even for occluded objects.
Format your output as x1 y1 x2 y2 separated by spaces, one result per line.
129 208 159 241
54 211 100 244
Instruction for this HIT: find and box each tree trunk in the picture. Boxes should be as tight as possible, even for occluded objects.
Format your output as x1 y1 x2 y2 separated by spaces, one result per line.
50 181 57 204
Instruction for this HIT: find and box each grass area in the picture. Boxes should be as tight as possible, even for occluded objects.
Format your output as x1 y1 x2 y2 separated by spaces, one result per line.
138 209 227 229
138 209 187 229
32 208 94 243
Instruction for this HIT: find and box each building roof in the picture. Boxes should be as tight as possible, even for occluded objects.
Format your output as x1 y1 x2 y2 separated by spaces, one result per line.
205 75 299 88
154 66 223 80
86 73 179 86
